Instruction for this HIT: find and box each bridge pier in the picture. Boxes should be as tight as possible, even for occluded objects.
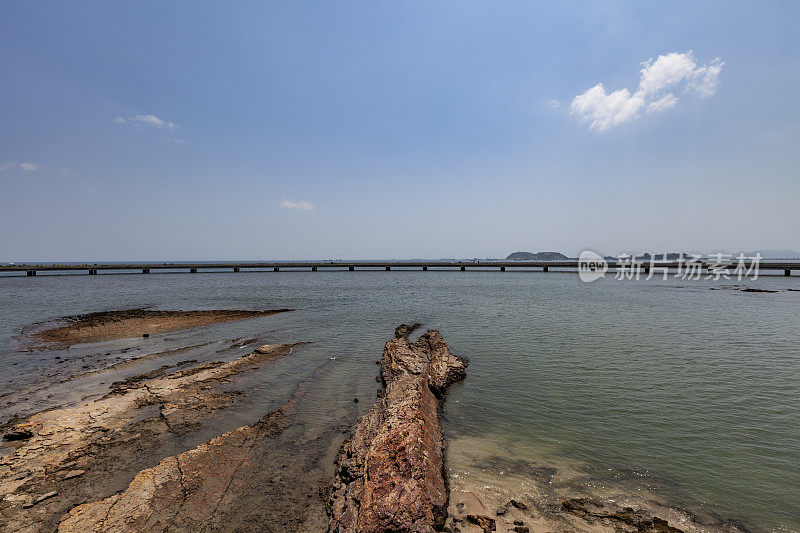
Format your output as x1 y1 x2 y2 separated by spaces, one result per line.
500 266 505 272
26 270 36 276
88 269 97 275
460 266 466 271
543 266 548 272
786 269 791 276
385 266 391 271
312 266 317 272
274 267 279 272
190 268 197 273
233 267 240 272
349 266 354 271
422 266 427 271
142 268 150 274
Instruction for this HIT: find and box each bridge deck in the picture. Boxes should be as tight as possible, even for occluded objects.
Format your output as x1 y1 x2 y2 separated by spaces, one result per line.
1 260 797 275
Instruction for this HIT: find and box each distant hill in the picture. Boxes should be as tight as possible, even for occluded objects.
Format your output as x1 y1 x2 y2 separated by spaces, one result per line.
506 251 569 261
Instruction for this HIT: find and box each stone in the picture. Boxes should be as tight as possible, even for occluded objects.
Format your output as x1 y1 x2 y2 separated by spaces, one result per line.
57 381 310 532
22 490 58 508
741 288 779 293
393 323 423 339
328 329 468 532
466 514 496 532
3 429 33 441
0 341 300 531
62 470 85 480
509 499 528 510
561 498 683 532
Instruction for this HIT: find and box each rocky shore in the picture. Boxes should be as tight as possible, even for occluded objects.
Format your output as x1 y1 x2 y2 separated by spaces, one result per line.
1 318 758 533
58 378 311 532
328 325 468 532
0 342 301 531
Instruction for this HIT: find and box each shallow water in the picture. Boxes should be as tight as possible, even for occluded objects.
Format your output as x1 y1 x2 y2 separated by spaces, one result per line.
1 269 798 531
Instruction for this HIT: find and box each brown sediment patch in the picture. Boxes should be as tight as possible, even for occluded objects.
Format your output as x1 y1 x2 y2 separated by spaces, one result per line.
0 342 300 532
32 308 292 347
328 326 468 532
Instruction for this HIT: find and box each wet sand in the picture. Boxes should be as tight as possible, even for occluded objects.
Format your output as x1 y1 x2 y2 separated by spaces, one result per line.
32 309 292 347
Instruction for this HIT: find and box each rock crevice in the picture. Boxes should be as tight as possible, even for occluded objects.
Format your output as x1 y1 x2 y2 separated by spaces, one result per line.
328 328 467 533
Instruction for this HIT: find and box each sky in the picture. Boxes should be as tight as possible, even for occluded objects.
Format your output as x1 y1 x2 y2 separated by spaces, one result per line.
1 1 799 261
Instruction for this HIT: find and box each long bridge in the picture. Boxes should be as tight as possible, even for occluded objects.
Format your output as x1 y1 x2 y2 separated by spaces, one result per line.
1 260 797 276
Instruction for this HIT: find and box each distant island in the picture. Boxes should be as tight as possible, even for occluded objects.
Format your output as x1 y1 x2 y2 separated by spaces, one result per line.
506 251 569 261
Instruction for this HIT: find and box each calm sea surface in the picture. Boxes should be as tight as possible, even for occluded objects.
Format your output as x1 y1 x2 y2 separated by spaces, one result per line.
1 269 798 531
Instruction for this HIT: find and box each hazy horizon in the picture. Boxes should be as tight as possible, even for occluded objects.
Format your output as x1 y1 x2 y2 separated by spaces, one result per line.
5 248 800 264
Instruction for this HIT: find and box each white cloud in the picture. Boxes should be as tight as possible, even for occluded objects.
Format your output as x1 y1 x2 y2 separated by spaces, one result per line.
132 114 175 129
639 52 698 95
0 161 39 172
690 59 724 97
280 199 315 210
646 93 678 114
115 114 176 129
570 84 645 131
570 51 724 131
548 99 561 109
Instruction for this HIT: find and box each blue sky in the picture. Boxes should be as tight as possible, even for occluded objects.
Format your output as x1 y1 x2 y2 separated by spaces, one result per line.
1 1 798 260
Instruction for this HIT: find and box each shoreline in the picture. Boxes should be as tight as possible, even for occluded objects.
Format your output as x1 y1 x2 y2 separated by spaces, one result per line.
0 317 772 532
0 339 301 529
